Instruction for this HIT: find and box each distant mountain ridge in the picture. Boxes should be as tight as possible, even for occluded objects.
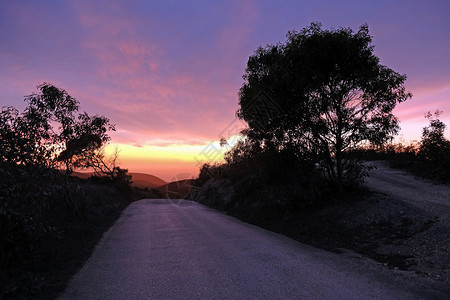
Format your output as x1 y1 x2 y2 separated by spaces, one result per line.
72 172 195 198
131 173 167 189
72 172 167 189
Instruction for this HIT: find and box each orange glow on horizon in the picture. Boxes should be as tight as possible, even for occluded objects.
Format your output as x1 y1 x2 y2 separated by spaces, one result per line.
104 137 242 181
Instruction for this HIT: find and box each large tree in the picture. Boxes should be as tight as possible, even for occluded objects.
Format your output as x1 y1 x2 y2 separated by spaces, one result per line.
237 22 411 185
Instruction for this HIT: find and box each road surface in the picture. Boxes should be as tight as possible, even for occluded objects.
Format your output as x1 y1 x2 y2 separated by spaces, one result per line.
365 161 450 212
60 198 437 299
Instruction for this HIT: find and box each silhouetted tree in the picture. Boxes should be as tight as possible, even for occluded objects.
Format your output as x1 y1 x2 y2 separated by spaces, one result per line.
84 145 132 187
420 111 450 166
237 22 411 185
1 83 115 177
57 112 114 175
0 105 54 167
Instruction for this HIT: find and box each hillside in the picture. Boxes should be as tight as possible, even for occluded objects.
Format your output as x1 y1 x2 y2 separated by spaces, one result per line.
71 171 93 179
157 179 195 199
72 172 167 189
130 173 167 189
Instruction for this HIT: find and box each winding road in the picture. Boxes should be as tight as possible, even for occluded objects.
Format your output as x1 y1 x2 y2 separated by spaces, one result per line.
365 161 450 212
60 197 437 299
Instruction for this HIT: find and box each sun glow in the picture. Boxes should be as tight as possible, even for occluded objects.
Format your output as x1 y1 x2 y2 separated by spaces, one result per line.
106 143 205 162
102 135 243 181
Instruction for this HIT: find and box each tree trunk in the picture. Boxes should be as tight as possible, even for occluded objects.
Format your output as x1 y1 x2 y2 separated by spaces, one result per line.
336 145 343 185
335 106 344 187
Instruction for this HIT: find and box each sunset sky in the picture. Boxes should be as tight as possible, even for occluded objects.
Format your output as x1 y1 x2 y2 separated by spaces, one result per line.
1 0 449 180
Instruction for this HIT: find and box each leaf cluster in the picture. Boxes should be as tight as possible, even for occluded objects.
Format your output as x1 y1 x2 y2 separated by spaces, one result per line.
237 22 411 185
1 83 115 174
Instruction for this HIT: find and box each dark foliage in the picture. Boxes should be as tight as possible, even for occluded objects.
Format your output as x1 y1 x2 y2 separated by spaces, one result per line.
193 23 414 225
0 84 136 299
418 111 450 180
1 83 115 176
195 139 346 224
89 167 133 192
237 22 411 186
0 160 133 299
347 111 450 182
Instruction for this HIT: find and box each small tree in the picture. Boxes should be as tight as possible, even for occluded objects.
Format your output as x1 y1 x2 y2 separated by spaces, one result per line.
57 112 115 174
24 83 115 175
420 111 450 166
237 22 411 186
1 83 115 177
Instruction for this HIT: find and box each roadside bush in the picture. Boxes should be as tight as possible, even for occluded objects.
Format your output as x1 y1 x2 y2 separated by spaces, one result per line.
89 167 133 193
0 160 132 299
195 144 344 225
0 162 59 264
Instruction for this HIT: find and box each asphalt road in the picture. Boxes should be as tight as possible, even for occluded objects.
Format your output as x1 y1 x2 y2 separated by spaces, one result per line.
60 199 428 299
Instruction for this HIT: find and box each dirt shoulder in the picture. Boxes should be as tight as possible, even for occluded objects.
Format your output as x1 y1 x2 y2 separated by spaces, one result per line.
270 191 449 285
365 160 450 211
362 161 450 283
279 161 450 286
